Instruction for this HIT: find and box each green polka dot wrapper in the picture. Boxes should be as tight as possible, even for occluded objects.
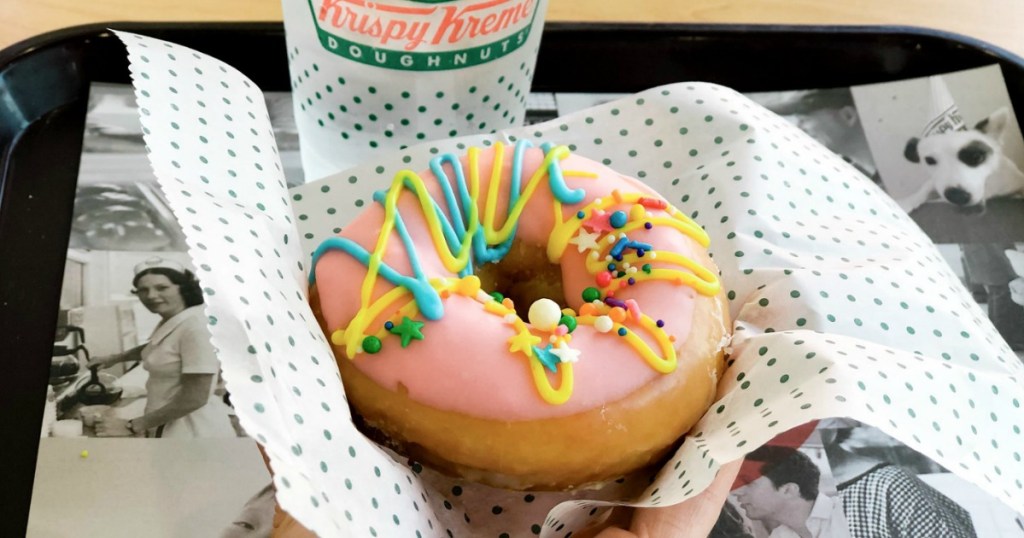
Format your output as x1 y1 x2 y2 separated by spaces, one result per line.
282 0 548 180
117 31 455 538
120 32 1024 537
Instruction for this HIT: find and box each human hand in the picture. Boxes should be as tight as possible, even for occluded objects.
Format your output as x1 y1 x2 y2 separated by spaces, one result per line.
87 353 120 369
94 416 134 437
271 504 316 537
255 446 316 538
580 460 742 538
265 460 740 538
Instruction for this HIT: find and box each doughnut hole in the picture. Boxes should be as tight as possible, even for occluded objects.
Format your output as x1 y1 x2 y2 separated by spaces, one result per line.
475 239 568 319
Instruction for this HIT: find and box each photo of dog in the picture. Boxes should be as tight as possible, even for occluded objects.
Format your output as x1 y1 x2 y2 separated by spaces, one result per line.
900 107 1024 213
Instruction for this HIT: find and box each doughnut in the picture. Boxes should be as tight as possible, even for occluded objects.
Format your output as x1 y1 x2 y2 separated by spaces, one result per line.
309 141 730 490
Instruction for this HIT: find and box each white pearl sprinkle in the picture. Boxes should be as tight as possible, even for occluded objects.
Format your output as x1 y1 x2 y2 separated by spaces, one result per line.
623 262 632 269
629 267 638 274
528 298 562 331
650 252 658 259
503 314 518 324
594 316 614 333
589 251 599 260
605 255 613 261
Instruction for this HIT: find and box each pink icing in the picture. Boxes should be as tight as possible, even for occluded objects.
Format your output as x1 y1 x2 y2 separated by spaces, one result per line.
313 146 704 421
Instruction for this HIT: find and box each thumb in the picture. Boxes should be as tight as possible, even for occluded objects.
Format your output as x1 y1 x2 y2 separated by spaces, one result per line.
596 459 741 538
272 504 316 538
257 445 317 538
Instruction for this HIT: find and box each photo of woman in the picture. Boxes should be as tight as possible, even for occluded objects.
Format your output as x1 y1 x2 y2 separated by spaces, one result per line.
89 257 235 438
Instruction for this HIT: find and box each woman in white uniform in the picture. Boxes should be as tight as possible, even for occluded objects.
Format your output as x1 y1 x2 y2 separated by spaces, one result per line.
92 258 234 438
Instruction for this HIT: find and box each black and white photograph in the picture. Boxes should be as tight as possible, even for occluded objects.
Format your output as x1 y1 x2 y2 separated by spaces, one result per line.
747 68 1024 358
718 420 1024 538
39 82 310 444
553 92 630 116
524 91 560 125
524 91 635 124
28 83 283 538
44 84 262 440
32 73 1024 537
747 88 879 183
936 242 1024 354
76 84 187 251
820 422 1024 537
719 422 851 538
851 65 1024 216
850 66 1024 356
44 249 242 440
27 435 272 537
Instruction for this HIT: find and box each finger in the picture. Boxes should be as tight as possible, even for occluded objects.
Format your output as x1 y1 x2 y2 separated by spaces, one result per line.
272 505 316 537
627 459 742 538
258 444 273 471
593 528 637 538
576 506 633 538
257 445 317 537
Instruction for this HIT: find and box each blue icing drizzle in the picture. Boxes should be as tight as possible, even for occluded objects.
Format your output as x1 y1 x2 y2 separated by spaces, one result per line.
310 140 577 320
541 142 586 205
310 236 445 319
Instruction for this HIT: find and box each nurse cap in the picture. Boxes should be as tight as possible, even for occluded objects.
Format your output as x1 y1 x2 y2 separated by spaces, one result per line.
133 256 187 276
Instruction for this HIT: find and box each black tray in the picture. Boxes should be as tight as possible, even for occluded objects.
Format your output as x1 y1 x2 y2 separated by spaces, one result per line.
3 22 1024 536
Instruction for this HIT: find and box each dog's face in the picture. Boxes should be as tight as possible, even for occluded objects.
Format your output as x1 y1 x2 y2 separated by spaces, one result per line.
904 131 1000 206
904 107 1011 207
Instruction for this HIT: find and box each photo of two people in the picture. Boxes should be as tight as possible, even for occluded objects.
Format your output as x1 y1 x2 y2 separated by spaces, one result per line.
717 420 1022 537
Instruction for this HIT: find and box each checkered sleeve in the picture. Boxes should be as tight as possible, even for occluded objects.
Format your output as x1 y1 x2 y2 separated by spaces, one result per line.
839 465 976 538
882 467 976 538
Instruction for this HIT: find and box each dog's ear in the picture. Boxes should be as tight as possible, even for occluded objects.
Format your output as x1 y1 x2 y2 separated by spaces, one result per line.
904 137 921 163
975 107 1011 139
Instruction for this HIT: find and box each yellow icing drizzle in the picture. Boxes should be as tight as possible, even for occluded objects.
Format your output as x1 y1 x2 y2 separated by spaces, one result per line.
321 142 721 406
576 312 678 373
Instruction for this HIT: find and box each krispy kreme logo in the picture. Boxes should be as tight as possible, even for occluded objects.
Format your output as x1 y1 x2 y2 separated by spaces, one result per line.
307 0 539 70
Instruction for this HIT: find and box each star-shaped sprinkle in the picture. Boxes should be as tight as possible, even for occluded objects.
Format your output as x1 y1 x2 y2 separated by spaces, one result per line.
532 344 561 373
508 329 542 355
388 316 425 348
583 209 615 233
568 228 602 253
550 343 581 364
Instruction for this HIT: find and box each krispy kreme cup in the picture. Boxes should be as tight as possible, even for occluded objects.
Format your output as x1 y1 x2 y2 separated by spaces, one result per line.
283 0 549 179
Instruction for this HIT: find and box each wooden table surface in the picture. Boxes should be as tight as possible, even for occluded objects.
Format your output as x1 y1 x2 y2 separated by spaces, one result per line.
4 0 1024 57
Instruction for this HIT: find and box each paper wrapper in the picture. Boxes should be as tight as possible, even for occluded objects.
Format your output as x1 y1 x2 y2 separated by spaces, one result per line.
283 0 547 179
116 32 1024 537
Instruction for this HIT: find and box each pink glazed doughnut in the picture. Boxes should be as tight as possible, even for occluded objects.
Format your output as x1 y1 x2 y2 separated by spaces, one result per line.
310 141 730 490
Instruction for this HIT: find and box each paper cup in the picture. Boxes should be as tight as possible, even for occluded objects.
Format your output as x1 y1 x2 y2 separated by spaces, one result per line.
282 0 548 179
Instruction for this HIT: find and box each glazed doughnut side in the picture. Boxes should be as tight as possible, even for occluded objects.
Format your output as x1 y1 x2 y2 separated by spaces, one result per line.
311 279 728 490
310 142 728 488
